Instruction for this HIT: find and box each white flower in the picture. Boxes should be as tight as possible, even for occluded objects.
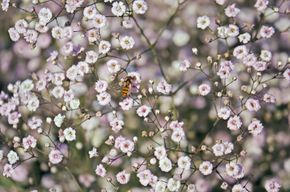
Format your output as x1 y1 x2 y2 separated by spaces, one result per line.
232 184 247 192
157 80 172 94
167 178 181 192
111 1 126 17
225 4 240 17
227 116 242 131
51 86 64 99
27 96 40 112
253 61 267 71
215 0 226 5
83 6 97 19
120 139 134 153
197 16 210 30
54 114 65 127
218 107 231 120
155 181 167 192
22 135 37 150
8 27 20 42
136 105 151 117
119 97 134 110
95 164 106 177
86 29 99 43
212 143 225 157
7 150 19 164
95 80 108 93
66 65 78 81
199 161 213 175
24 29 38 44
259 26 275 39
51 26 63 39
133 0 148 14
110 118 124 132
120 36 135 50
171 128 185 143
179 59 191 71
94 14 106 28
260 50 272 62
238 33 251 44
85 50 98 64
265 178 281 192
255 0 269 12
116 170 130 184
137 169 153 186
233 45 248 59
177 156 191 170
97 92 111 106
3 164 13 178
248 119 264 136
15 19 28 34
98 40 111 55
63 127 76 141
198 84 211 96
245 98 261 112
107 59 121 73
89 147 98 158
159 157 172 172
1 0 10 11
38 7 52 25
49 149 63 164
217 26 229 38
154 146 167 160
69 99 80 110
228 24 239 37
20 79 34 93
225 162 244 179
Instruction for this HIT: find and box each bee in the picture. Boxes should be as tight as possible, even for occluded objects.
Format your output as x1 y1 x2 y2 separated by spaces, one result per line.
121 76 134 97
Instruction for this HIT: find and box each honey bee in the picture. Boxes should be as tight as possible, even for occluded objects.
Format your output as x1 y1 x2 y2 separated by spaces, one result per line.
121 76 134 97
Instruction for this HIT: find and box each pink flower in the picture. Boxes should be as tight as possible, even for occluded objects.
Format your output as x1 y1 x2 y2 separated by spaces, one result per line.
198 84 211 96
48 149 63 164
116 170 130 184
95 164 106 177
227 116 242 131
136 105 151 117
3 164 14 178
225 4 240 17
22 135 37 150
245 98 261 112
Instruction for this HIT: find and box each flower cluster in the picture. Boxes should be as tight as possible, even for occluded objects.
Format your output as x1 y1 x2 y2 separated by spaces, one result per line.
0 0 289 191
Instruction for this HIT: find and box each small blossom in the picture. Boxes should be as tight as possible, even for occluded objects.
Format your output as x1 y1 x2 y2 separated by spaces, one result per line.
3 164 14 178
225 4 240 17
116 170 130 184
227 116 242 131
95 80 108 93
265 178 281 192
133 0 148 14
197 16 210 30
137 105 151 117
157 80 172 94
198 84 211 96
259 26 275 39
97 92 111 106
111 1 126 17
49 149 63 164
23 135 37 150
63 127 76 141
199 161 213 175
159 157 172 172
95 164 106 177
120 36 135 50
7 150 19 164
167 178 181 192
248 119 264 136
177 156 191 170
245 98 261 112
